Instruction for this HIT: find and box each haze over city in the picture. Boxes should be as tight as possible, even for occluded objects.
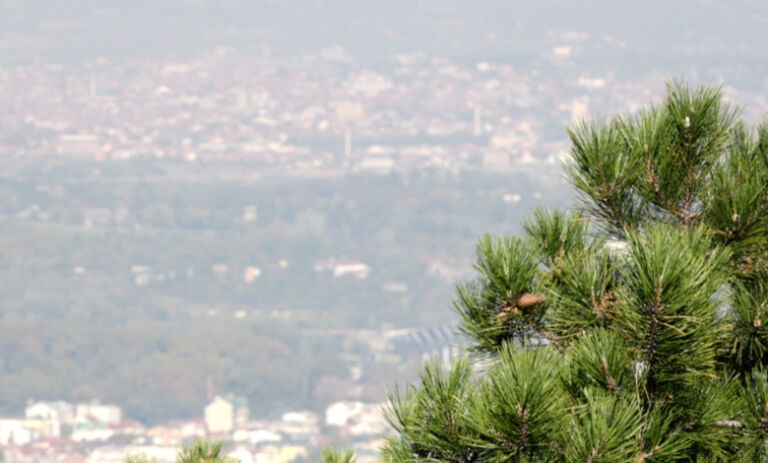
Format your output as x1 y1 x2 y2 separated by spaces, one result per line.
1 1 768 462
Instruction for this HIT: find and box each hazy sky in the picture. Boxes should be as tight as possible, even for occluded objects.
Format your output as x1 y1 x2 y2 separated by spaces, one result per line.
2 0 768 66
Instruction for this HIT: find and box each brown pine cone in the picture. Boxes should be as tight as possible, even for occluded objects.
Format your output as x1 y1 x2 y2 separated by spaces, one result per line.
516 293 546 308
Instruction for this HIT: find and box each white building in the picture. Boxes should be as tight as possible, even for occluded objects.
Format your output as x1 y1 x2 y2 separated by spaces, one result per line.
226 446 255 463
87 445 177 463
76 402 122 425
204 396 234 434
232 429 282 445
313 258 370 279
325 402 386 434
72 423 114 442
326 401 361 427
25 400 75 424
0 419 34 445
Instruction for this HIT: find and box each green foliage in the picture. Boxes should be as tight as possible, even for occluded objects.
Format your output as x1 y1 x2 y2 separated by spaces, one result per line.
565 329 632 396
382 358 479 462
738 370 768 460
523 208 589 267
563 390 643 463
321 449 357 463
546 244 616 337
469 346 570 461
731 282 768 372
176 440 238 463
370 81 768 462
566 81 743 236
565 117 644 233
617 225 730 401
454 235 543 353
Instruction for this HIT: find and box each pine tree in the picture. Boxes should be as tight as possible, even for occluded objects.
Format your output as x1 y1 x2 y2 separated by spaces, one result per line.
176 439 238 463
322 449 357 463
368 82 768 462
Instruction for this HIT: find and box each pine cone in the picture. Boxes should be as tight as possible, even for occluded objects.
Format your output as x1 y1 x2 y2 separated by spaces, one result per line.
516 293 546 308
497 304 518 326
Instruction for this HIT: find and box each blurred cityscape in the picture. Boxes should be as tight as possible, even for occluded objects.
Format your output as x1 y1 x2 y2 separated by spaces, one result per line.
3 395 389 463
3 1 768 462
1 45 660 168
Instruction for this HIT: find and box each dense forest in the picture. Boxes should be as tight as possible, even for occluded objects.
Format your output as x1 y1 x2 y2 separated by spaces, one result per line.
0 158 567 423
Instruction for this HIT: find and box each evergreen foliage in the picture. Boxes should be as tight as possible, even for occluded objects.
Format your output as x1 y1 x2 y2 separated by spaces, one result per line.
322 449 357 463
176 440 237 463
371 82 768 461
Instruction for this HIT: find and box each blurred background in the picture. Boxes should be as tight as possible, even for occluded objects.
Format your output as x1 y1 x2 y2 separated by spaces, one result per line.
1 1 768 461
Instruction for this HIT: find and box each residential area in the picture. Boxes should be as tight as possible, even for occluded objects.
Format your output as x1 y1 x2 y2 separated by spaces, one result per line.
2 396 387 463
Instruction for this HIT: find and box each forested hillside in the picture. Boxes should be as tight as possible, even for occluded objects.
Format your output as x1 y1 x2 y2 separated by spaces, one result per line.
0 158 566 423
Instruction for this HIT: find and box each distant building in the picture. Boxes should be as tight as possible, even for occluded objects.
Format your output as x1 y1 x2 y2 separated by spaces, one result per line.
56 134 101 159
313 258 370 279
333 261 370 279
281 411 317 426
204 395 248 435
357 157 394 173
87 445 177 463
3 443 85 463
0 419 34 445
232 429 281 445
204 396 233 434
325 401 361 426
147 420 203 446
26 401 75 425
24 418 61 439
243 266 262 283
225 446 254 463
325 401 387 436
75 402 122 426
253 445 307 463
71 422 113 442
